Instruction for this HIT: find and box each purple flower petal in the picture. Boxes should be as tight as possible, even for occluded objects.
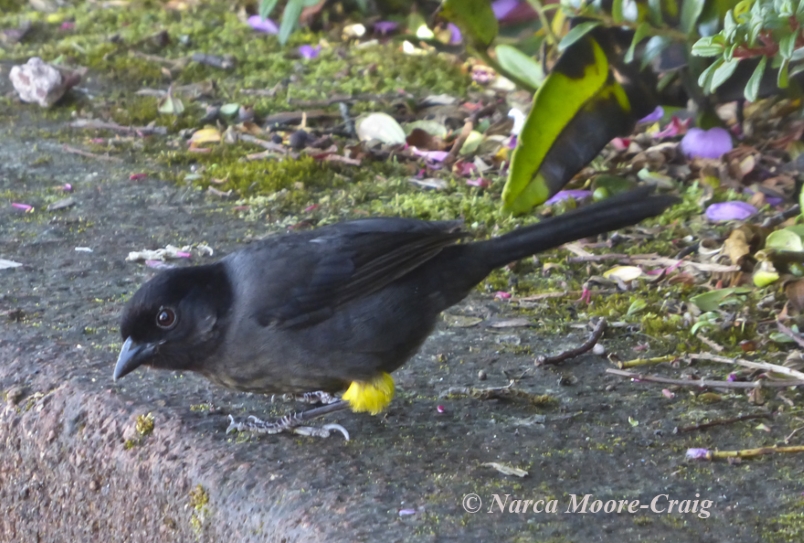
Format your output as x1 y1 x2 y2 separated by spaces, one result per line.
398 509 416 517
466 178 490 188
298 44 321 59
639 106 664 123
686 448 710 460
11 202 33 212
248 15 278 34
448 23 462 44
411 147 449 162
373 21 398 35
146 260 176 269
545 190 592 205
705 201 757 222
680 127 733 159
492 0 519 20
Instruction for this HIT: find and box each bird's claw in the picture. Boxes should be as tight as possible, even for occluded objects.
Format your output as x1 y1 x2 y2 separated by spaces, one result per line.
278 390 341 406
225 414 350 440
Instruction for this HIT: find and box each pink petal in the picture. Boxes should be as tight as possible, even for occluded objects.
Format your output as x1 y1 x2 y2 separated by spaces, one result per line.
686 448 710 460
680 127 733 159
492 0 519 19
129 173 147 181
436 405 445 413
175 251 192 259
639 106 664 123
494 291 511 300
248 15 279 34
654 116 690 139
466 178 490 188
705 201 757 222
11 203 33 212
661 389 675 399
373 21 398 35
298 44 321 59
411 147 449 162
448 23 462 44
544 190 592 205
146 260 175 269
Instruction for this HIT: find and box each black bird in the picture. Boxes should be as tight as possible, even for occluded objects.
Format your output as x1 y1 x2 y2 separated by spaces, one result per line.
114 186 676 437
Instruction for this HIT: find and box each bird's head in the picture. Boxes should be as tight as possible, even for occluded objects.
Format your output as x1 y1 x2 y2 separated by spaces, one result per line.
114 263 232 381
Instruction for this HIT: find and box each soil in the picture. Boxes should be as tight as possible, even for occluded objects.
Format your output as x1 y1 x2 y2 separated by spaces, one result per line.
1 54 803 543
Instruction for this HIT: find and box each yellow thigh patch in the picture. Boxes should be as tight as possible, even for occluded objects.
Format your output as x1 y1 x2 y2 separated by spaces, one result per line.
342 373 395 415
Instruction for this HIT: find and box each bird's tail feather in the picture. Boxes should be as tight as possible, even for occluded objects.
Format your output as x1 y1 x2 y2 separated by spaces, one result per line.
476 186 678 271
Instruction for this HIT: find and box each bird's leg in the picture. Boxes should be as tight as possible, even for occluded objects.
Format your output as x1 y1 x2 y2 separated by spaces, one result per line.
278 390 341 406
226 400 351 440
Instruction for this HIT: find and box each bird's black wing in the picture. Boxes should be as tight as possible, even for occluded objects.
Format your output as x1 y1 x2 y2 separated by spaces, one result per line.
251 218 467 328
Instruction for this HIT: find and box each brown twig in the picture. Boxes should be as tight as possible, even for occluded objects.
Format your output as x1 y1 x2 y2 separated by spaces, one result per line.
238 133 287 153
687 352 804 381
674 413 771 434
688 445 804 461
535 319 606 366
61 145 123 162
444 119 473 165
618 354 677 368
440 384 556 406
606 368 804 388
761 205 800 229
776 319 804 349
69 119 167 136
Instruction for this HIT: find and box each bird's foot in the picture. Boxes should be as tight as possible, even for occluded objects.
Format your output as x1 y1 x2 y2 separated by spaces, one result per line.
225 400 351 440
278 390 341 406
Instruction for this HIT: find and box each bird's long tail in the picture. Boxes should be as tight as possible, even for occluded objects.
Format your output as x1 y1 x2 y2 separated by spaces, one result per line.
475 185 678 271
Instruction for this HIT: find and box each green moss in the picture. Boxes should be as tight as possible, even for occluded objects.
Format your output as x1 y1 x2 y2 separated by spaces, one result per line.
189 484 211 534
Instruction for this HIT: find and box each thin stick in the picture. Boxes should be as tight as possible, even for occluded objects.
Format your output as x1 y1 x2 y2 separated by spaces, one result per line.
61 145 123 162
618 354 677 369
776 320 804 349
674 413 771 434
606 368 804 389
69 119 167 136
536 319 606 366
688 445 804 461
688 353 804 381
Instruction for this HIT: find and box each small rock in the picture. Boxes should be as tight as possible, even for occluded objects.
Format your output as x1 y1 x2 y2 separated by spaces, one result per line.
477 370 487 381
10 57 80 108
592 343 606 356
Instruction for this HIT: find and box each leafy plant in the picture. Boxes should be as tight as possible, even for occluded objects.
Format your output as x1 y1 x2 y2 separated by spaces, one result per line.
691 0 804 101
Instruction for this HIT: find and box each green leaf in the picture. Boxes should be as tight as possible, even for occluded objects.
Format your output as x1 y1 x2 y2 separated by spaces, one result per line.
495 45 545 89
278 0 303 45
698 58 724 93
680 0 706 34
745 55 767 102
627 299 648 315
647 0 665 24
710 58 740 92
766 228 804 251
503 36 614 213
690 287 751 312
780 32 797 59
259 0 279 19
558 21 602 53
625 22 652 64
613 0 625 23
691 36 725 57
779 58 791 88
440 0 498 48
642 36 671 69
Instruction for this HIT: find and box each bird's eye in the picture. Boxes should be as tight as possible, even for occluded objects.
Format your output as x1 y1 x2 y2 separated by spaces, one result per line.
156 307 177 329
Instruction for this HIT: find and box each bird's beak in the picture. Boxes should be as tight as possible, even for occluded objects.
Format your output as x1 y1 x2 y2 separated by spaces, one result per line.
114 337 155 381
